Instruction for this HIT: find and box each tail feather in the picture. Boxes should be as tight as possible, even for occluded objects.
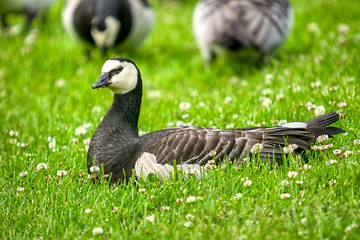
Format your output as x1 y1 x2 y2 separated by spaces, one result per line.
305 112 340 128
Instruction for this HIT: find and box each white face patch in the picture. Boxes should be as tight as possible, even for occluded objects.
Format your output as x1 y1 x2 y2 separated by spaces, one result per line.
101 59 121 73
100 60 139 94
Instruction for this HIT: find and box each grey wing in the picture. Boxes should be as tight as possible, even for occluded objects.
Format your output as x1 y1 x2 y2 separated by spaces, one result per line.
140 126 270 165
193 0 292 55
139 125 322 166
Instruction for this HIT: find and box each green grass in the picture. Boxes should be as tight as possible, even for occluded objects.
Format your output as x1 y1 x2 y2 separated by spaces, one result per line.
1 0 360 238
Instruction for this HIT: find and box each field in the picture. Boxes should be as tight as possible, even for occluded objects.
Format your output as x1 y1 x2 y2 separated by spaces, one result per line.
0 0 359 239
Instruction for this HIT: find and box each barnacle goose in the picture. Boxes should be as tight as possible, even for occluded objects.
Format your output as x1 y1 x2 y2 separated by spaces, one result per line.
62 0 154 55
88 58 345 183
192 0 293 64
0 0 56 30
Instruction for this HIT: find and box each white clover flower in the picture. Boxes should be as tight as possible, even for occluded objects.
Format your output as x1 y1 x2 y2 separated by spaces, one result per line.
250 143 263 154
232 193 242 200
300 218 307 225
303 164 312 170
333 149 342 155
112 207 119 213
243 180 252 187
20 171 28 177
307 22 321 35
17 187 25 192
85 208 93 214
49 140 56 149
207 160 215 165
139 188 146 193
209 150 216 158
276 94 284 100
329 86 337 91
18 142 28 147
224 96 232 104
186 196 196 203
186 214 195 221
179 102 191 110
92 227 103 235
288 171 298 178
160 206 170 211
311 80 322 88
261 97 272 108
186 169 197 175
317 135 329 143
55 78 66 88
241 177 248 182
354 140 360 145
75 126 87 136
328 179 337 186
337 102 347 108
264 73 274 84
10 139 17 144
176 198 183 203
90 166 100 173
344 151 353 157
196 197 204 201
36 163 48 172
57 170 67 177
281 180 290 186
296 181 303 185
145 215 155 224
83 138 91 145
315 105 325 116
261 88 273 95
337 24 350 35
9 130 19 137
280 193 291 199
289 144 298 150
184 221 193 228
278 119 287 125
283 147 293 154
329 159 338 164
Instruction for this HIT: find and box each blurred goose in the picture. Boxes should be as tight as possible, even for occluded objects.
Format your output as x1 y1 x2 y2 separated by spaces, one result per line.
62 0 154 55
88 58 345 183
192 0 293 64
0 0 56 30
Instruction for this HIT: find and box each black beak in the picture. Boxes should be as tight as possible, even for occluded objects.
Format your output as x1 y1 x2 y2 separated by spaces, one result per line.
92 73 111 89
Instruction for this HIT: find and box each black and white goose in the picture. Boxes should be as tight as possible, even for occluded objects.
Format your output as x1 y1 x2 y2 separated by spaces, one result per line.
192 0 293 64
62 0 154 55
87 58 345 183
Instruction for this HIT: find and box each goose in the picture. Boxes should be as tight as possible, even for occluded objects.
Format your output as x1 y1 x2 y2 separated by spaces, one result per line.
62 0 154 56
0 0 56 31
87 58 345 183
192 0 293 65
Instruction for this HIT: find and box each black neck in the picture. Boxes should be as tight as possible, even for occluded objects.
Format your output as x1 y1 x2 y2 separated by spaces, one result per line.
101 86 142 137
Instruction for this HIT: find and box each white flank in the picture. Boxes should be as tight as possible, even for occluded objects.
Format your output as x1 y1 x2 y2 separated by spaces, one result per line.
62 0 84 42
281 122 307 128
135 152 207 181
122 0 155 49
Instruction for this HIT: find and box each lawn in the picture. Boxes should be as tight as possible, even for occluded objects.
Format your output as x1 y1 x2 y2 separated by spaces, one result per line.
0 0 359 239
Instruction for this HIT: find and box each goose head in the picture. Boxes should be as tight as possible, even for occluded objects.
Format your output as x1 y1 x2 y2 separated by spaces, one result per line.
92 58 141 95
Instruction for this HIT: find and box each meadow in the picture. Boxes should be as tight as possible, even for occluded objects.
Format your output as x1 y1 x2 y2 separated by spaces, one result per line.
0 0 359 238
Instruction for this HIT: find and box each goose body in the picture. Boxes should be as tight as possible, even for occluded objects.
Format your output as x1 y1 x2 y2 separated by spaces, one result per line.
88 58 345 183
192 0 293 64
62 0 154 55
